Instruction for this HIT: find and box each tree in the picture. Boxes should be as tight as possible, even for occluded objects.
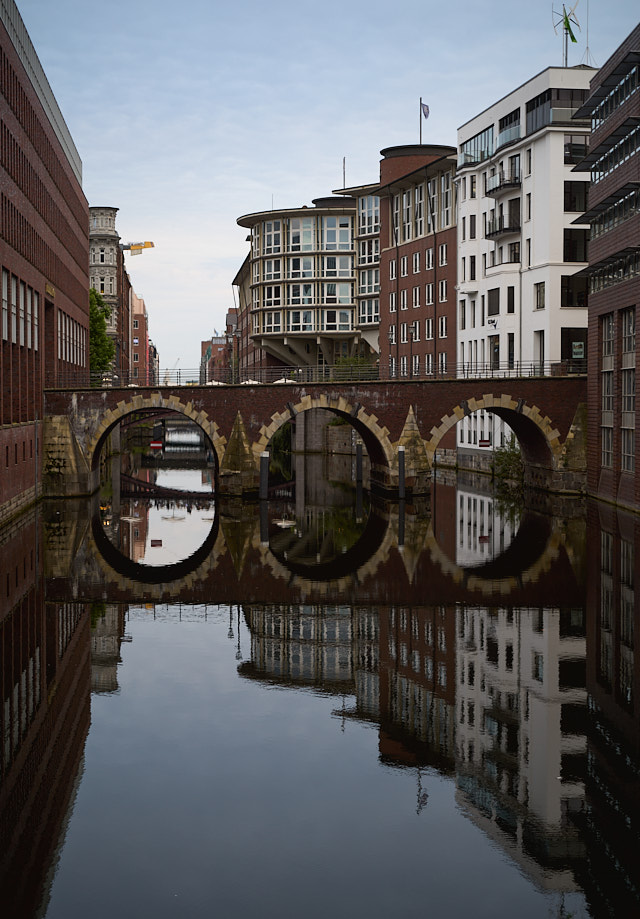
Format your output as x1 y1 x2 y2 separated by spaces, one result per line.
89 288 115 377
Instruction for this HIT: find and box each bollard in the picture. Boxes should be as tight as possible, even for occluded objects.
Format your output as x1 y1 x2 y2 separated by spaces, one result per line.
260 499 269 545
259 450 269 500
398 445 405 500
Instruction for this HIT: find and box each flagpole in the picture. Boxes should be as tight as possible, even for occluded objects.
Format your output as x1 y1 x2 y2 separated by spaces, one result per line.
419 96 423 144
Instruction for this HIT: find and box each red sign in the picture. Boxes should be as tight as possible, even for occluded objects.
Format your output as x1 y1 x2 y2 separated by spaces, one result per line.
150 539 162 547
150 441 163 450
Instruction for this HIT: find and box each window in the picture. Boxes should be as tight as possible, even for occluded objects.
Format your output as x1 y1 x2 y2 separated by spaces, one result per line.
263 220 281 254
359 238 379 264
412 354 420 376
266 258 283 279
440 173 451 227
400 255 408 277
400 355 408 377
438 279 447 302
133 352 139 362
389 259 396 280
358 195 380 234
412 286 420 308
412 319 420 341
425 317 433 340
507 286 515 313
438 352 447 373
412 251 420 274
469 214 476 240
264 311 281 332
622 428 635 473
402 190 412 241
470 175 476 198
425 283 434 305
323 255 351 277
438 243 447 266
460 300 466 330
388 324 396 344
359 268 379 295
264 285 281 306
2 269 8 341
400 289 408 310
425 248 434 270
488 288 499 316
414 185 424 237
323 215 351 250
526 193 531 220
425 352 433 375
401 322 408 343
534 282 545 310
601 426 613 468
133 318 139 329
469 255 476 281
389 292 397 312
439 316 447 338
359 299 379 325
322 282 351 304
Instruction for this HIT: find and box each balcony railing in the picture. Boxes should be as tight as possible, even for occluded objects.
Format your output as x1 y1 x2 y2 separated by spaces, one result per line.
496 125 521 149
45 359 587 391
486 215 521 239
486 169 521 197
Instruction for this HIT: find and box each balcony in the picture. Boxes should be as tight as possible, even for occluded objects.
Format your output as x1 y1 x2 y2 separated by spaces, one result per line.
486 169 521 197
486 215 521 239
496 125 521 150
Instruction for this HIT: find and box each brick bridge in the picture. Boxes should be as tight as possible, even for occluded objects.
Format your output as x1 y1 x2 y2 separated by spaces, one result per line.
42 375 587 498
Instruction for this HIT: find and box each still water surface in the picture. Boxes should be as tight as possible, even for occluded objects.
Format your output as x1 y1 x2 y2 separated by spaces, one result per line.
1 466 638 919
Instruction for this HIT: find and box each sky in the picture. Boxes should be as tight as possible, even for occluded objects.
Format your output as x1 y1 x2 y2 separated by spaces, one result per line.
15 0 640 369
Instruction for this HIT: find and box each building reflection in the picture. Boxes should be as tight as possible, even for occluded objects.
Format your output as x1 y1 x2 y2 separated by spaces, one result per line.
580 504 640 916
455 607 587 891
0 512 90 917
0 482 638 915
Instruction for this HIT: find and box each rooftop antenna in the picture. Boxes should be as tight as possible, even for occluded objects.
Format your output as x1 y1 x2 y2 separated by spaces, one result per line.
553 1 581 67
580 0 597 67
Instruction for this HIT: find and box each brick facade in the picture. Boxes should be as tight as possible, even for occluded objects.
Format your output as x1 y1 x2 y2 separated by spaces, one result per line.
1 3 89 520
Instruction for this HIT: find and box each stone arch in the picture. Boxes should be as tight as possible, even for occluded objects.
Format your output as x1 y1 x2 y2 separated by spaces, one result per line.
88 393 227 473
426 393 565 469
252 393 395 471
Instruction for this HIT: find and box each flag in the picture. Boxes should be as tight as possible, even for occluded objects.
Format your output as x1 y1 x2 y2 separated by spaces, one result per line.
421 102 430 120
563 9 577 43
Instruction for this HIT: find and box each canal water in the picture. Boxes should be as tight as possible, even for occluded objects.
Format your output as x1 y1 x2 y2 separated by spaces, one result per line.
0 458 638 919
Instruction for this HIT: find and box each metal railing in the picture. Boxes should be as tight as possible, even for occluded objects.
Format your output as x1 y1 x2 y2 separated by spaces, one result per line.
45 359 587 391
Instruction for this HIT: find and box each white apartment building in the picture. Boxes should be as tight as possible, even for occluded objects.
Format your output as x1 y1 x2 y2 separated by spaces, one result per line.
456 66 595 453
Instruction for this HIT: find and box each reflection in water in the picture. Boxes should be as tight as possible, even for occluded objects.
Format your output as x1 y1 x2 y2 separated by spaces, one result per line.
0 472 638 917
102 468 215 567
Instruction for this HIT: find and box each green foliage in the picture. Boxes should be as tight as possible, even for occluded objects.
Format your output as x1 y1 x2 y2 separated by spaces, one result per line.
90 601 106 629
331 354 377 381
492 434 524 507
89 288 115 376
492 434 523 482
269 421 292 481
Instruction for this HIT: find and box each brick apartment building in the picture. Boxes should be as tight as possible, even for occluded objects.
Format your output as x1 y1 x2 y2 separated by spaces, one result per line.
376 144 458 381
1 0 89 524
574 23 640 513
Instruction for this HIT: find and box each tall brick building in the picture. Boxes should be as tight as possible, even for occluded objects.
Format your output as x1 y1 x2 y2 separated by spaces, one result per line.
574 23 640 512
1 0 89 524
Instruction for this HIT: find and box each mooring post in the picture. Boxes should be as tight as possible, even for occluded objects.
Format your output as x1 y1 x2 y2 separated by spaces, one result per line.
398 499 405 549
260 499 269 545
356 440 363 484
259 450 269 500
398 445 405 500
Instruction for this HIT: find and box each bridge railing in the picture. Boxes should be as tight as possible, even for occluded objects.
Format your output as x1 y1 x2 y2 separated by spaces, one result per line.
45 359 587 390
